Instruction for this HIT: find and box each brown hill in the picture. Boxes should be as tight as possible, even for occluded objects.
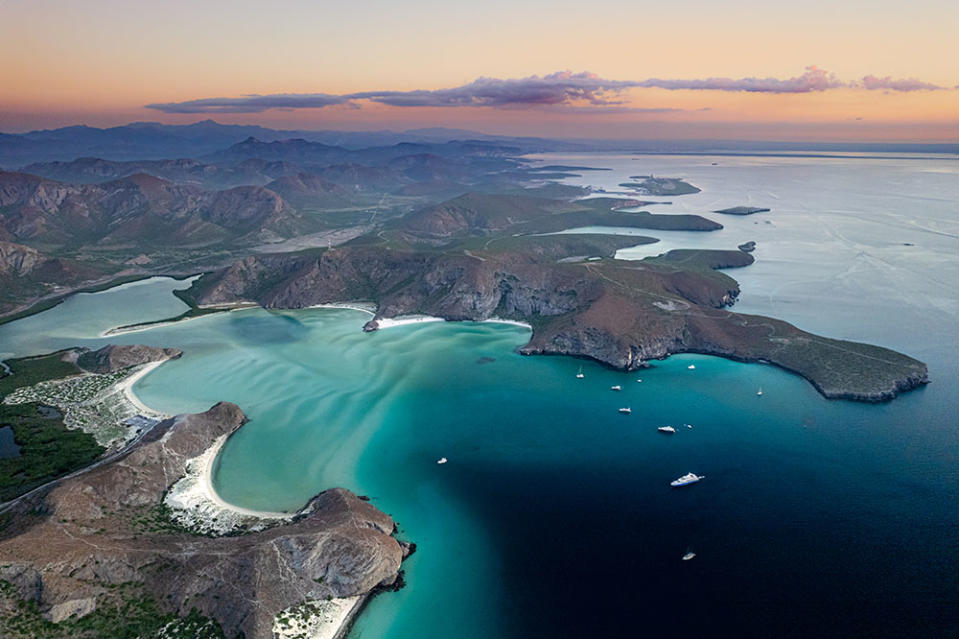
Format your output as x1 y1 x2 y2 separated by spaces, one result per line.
0 170 302 248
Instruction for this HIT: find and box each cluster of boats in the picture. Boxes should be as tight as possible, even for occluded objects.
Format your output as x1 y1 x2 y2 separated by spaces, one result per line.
588 368 704 561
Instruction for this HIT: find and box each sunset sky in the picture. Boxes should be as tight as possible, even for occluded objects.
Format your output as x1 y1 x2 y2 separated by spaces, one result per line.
2 0 957 140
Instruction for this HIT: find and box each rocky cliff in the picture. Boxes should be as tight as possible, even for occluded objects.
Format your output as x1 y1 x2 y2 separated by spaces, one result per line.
0 402 405 638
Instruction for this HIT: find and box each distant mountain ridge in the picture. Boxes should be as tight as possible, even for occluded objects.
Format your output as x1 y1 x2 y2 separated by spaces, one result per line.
0 121 575 166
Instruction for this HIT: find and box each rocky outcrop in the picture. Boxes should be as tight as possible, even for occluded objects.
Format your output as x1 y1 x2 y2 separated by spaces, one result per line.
76 344 183 373
0 402 404 638
189 240 928 403
0 241 45 276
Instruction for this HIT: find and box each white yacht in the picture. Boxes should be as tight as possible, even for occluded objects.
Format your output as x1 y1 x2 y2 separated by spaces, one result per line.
618 407 631 414
437 457 448 465
682 552 696 561
687 364 696 370
657 426 676 434
610 385 622 391
670 472 704 487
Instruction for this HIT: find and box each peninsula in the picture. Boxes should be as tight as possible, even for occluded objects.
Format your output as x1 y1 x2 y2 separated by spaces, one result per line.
184 201 928 403
0 400 406 638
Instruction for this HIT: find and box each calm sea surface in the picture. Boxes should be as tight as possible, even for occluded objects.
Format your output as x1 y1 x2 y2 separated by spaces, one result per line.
1 153 957 637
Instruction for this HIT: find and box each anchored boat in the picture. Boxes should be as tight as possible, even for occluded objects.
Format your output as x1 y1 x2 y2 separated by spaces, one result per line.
670 473 704 487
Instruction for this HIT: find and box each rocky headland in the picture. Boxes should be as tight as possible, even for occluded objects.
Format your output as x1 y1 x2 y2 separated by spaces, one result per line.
75 344 183 374
186 236 928 402
0 401 405 638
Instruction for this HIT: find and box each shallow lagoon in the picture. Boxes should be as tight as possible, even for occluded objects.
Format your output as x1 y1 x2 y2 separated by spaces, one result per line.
2 154 958 637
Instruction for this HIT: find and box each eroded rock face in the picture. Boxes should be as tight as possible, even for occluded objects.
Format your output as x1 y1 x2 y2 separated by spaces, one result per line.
0 402 403 639
76 344 183 373
0 241 45 276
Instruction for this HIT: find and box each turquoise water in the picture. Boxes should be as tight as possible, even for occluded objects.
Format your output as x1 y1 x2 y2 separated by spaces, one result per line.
0 276 193 360
1 154 958 636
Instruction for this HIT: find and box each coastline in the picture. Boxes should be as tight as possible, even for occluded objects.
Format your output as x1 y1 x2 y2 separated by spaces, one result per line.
116 361 171 420
274 594 366 639
100 313 217 338
375 315 533 331
306 303 377 315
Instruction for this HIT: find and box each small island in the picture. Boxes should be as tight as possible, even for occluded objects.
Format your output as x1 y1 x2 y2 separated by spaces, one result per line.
714 206 771 215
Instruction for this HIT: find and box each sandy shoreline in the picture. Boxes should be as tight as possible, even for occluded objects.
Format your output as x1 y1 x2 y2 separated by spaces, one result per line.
131 369 362 638
375 314 533 330
116 361 170 419
307 303 377 315
200 434 290 519
273 595 365 639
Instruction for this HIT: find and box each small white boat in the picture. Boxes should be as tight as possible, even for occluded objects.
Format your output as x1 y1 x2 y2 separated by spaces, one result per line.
618 407 632 414
576 366 584 379
757 387 763 396
610 385 622 391
658 426 676 434
636 379 642 383
687 364 696 370
685 423 692 429
436 457 448 465
682 552 696 561
670 472 704 487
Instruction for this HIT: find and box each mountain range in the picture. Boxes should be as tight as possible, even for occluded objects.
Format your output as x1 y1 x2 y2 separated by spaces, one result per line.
3 120 956 168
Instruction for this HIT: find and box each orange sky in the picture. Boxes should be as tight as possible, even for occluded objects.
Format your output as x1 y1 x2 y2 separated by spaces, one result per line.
2 0 957 140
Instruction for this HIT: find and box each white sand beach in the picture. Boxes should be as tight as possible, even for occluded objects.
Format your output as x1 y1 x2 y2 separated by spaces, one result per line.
273 595 365 639
163 432 291 534
116 361 171 419
374 315 445 329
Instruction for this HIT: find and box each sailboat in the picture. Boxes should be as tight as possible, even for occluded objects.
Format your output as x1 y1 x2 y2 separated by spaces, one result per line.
576 366 584 379
757 387 763 396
